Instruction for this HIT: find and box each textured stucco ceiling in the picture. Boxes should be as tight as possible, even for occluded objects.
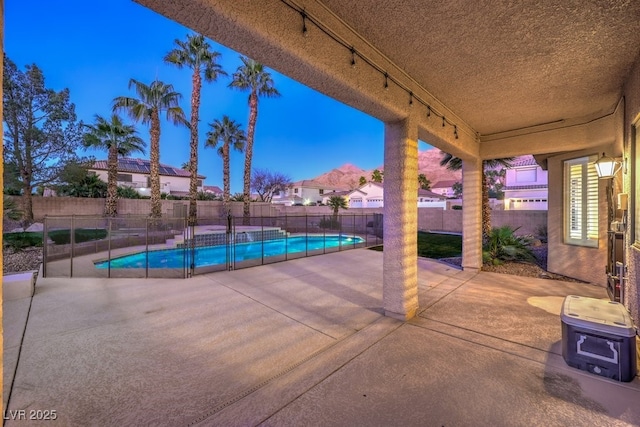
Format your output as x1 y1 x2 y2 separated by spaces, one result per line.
319 0 640 135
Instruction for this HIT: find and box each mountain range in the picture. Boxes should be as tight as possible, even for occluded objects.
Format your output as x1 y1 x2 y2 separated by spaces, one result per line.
310 148 462 190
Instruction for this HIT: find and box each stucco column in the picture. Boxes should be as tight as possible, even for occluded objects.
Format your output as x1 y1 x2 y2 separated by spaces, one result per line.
383 118 419 320
462 157 483 271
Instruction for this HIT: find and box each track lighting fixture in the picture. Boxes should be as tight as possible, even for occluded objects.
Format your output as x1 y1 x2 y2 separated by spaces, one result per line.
301 12 308 37
291 1 463 141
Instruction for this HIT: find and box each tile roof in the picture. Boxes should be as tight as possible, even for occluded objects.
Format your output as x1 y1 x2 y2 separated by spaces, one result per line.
90 158 206 179
291 180 348 190
431 179 459 188
510 156 539 168
504 184 548 190
203 185 223 194
418 189 447 199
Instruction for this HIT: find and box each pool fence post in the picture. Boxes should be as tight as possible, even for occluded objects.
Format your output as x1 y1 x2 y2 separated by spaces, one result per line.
285 214 288 261
305 214 308 257
70 215 75 278
353 214 356 248
108 218 112 278
323 215 326 254
261 215 264 265
339 214 342 251
145 217 149 279
43 217 48 278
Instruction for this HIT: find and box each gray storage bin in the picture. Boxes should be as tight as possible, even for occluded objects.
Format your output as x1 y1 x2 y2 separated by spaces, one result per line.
561 295 637 382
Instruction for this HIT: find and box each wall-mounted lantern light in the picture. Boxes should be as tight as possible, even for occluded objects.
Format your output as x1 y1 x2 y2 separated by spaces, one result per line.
594 153 622 179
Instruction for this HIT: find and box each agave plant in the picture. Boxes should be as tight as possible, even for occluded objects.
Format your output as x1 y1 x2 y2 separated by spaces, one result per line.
483 226 535 265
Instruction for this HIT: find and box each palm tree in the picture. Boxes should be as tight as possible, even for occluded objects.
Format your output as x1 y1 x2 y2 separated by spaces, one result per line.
327 195 348 219
229 56 280 223
83 114 146 216
418 173 431 190
440 152 514 241
165 34 227 225
359 176 367 186
113 79 187 219
205 116 246 214
371 169 383 183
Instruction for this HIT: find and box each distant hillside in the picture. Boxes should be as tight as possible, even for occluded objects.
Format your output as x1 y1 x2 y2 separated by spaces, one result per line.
311 148 461 189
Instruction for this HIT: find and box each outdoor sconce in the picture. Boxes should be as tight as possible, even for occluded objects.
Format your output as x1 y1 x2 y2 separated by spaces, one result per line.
594 152 622 179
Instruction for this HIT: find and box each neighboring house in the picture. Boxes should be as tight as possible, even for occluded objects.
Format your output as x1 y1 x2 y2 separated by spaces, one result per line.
417 189 448 208
88 158 206 197
347 182 447 209
271 180 347 206
202 185 223 197
431 180 459 198
321 190 352 205
503 156 549 210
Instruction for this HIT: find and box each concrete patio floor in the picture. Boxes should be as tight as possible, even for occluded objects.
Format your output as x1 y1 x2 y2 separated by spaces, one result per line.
3 249 639 426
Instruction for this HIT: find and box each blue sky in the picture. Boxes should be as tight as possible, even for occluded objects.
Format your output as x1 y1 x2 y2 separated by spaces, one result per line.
6 0 430 192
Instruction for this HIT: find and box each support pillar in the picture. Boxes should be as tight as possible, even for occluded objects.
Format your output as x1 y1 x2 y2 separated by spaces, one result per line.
383 118 419 320
462 158 483 271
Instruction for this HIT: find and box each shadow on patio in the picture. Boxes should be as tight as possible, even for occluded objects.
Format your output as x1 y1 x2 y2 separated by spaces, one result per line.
3 250 639 426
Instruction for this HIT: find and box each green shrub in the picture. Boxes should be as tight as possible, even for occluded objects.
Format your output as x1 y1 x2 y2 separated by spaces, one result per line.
47 228 108 245
482 226 534 265
319 217 341 229
3 232 43 251
117 186 142 199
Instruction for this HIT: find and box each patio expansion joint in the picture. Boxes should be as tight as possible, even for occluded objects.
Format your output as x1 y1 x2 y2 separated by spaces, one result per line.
204 275 343 340
189 317 403 426
417 271 478 314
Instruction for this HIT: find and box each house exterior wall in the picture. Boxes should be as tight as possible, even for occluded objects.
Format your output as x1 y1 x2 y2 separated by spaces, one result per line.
504 189 548 210
89 169 200 195
504 164 548 210
622 55 640 322
546 144 615 285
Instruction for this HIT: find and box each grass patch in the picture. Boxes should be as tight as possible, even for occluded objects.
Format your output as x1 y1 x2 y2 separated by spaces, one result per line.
368 231 462 259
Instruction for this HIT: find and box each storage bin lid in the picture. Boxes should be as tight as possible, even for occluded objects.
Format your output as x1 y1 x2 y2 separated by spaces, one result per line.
561 295 637 337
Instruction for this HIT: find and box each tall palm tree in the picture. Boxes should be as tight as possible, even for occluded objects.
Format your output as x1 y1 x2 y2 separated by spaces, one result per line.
229 56 280 223
113 79 187 219
440 152 514 241
83 114 146 216
205 116 246 214
165 34 227 225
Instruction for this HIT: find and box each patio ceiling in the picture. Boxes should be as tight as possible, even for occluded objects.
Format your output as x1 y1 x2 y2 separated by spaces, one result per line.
319 0 640 136
137 0 640 145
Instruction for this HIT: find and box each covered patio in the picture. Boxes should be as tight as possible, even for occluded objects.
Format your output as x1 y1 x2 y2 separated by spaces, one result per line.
135 0 640 321
4 251 639 425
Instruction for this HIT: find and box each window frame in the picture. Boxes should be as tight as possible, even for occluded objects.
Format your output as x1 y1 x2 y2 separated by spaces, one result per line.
564 155 599 248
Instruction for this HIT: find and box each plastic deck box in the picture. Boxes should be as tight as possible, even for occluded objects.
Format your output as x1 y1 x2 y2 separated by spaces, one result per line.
561 295 637 382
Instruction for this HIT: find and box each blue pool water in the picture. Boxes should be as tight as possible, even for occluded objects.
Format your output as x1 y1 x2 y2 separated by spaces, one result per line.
95 235 364 269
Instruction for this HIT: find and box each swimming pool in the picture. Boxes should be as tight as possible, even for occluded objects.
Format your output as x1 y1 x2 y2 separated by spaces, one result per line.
95 234 364 269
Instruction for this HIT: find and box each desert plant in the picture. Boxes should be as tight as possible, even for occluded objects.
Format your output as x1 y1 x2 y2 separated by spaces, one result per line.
482 226 534 265
319 217 341 229
535 224 548 243
3 232 43 251
4 195 23 221
117 186 143 199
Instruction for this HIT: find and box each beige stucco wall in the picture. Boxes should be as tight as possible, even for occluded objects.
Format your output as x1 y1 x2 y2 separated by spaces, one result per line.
622 55 640 322
22 197 274 221
546 144 616 285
